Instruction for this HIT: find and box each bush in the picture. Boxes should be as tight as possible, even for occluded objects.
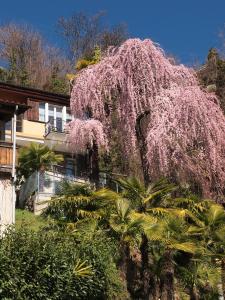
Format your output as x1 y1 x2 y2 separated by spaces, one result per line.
0 226 123 299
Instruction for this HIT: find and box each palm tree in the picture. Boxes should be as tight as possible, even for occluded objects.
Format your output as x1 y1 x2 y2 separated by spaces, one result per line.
108 197 157 299
45 181 146 298
145 215 202 300
187 202 225 298
43 176 224 299
116 177 176 213
44 180 121 225
116 177 179 299
177 259 221 300
109 199 143 270
17 142 63 180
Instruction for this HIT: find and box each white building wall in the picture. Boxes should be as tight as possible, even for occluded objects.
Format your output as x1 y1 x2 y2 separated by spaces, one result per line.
0 178 14 232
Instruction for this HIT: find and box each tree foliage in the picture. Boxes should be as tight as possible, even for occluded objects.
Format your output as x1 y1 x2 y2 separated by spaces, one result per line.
58 11 128 62
17 142 63 180
68 38 225 200
198 48 225 115
0 23 71 93
42 178 225 299
0 227 124 299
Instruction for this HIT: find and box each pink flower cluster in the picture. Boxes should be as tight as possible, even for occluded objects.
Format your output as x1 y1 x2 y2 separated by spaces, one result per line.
69 38 225 199
67 118 108 154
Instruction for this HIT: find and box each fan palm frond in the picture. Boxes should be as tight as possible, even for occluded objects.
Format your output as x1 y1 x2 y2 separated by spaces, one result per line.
73 259 93 277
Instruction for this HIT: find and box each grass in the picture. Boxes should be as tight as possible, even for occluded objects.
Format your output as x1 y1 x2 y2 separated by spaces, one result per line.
16 209 47 231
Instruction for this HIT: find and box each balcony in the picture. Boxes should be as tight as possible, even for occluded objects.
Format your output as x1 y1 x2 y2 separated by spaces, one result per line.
45 121 62 136
0 142 13 172
44 120 71 153
19 169 88 214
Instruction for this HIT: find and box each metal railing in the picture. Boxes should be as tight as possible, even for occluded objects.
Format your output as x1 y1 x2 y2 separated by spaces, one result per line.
19 168 88 207
44 120 70 136
38 170 87 196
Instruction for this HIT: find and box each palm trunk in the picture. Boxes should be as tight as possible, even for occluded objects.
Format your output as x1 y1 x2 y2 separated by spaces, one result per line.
149 278 160 300
160 250 175 300
221 258 225 298
190 286 199 300
117 240 131 298
140 234 153 299
141 234 150 297
119 240 142 299
118 241 130 280
126 248 143 299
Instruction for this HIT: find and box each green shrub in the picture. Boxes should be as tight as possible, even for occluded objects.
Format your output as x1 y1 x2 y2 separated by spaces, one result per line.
0 227 123 299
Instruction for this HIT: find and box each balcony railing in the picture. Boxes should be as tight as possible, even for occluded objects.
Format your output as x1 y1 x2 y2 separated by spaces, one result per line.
44 120 69 137
0 141 13 167
19 169 89 206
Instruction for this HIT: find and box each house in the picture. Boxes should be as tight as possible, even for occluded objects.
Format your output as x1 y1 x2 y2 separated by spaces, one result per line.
0 82 88 215
0 91 29 231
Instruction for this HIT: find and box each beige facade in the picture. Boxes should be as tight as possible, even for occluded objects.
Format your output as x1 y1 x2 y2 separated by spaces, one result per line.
0 83 72 227
6 120 45 146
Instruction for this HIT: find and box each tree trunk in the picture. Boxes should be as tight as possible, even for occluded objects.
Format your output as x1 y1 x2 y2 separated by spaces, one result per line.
118 241 130 280
135 111 151 185
221 258 225 298
190 286 199 300
126 248 143 299
88 142 99 187
160 250 175 300
139 234 153 299
149 278 160 300
155 281 160 300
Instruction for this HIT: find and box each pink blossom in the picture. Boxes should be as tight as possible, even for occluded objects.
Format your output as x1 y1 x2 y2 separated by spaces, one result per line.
67 119 108 154
68 38 225 200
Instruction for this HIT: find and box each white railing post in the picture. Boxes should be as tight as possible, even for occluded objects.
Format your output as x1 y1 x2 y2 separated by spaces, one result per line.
53 107 57 129
45 103 49 123
12 105 18 224
62 106 66 131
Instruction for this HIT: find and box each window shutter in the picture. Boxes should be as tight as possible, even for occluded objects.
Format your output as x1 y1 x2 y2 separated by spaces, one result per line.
25 99 39 121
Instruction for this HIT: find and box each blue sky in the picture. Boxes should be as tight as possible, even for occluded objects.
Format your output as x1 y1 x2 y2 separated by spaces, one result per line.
1 0 224 64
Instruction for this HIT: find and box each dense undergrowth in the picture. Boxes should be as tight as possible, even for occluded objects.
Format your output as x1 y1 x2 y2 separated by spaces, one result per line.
1 179 224 299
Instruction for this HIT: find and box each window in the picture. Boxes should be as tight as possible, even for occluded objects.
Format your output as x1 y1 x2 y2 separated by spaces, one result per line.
66 108 72 123
39 103 45 122
16 114 23 132
65 159 75 176
47 105 64 132
38 103 68 133
0 121 5 140
5 114 23 132
48 104 54 127
56 107 62 132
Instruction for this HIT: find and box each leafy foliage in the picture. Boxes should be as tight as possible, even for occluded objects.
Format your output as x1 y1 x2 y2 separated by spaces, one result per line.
75 46 101 71
17 143 63 180
198 48 225 115
0 226 124 300
0 23 71 93
40 177 225 298
43 181 118 223
69 38 225 199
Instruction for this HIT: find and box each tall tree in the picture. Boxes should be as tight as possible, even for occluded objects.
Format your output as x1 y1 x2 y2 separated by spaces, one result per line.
0 23 71 93
68 38 225 200
58 11 128 61
198 48 225 114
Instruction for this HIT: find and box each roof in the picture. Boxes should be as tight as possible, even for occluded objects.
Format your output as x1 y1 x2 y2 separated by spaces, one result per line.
0 100 30 121
0 82 70 106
